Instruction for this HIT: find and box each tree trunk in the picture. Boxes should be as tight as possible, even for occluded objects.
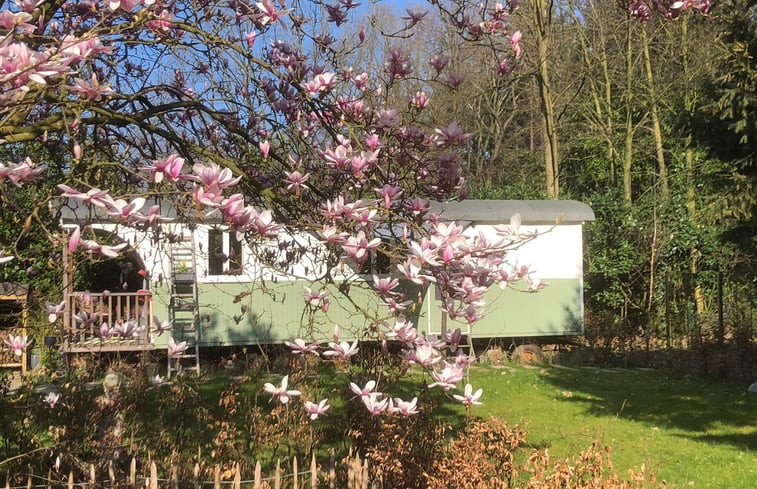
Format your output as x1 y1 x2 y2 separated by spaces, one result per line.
622 16 635 202
681 18 706 318
572 1 617 186
641 25 669 201
531 0 560 198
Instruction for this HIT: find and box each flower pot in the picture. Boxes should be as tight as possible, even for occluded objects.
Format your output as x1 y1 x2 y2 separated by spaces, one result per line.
30 349 41 370
44 336 57 348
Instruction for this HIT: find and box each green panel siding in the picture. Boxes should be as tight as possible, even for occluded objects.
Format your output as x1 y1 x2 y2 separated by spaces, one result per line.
151 280 423 346
425 279 583 338
149 278 582 348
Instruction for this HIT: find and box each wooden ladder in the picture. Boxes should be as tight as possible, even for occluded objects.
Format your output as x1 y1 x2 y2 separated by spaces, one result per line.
167 229 201 378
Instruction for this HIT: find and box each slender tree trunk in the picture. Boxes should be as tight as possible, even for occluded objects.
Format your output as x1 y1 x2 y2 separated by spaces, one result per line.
602 33 616 186
641 25 669 201
572 1 616 186
531 0 560 198
622 16 635 202
681 18 705 317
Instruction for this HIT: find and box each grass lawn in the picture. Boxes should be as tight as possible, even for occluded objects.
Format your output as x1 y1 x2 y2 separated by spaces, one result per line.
465 364 756 489
4 358 754 488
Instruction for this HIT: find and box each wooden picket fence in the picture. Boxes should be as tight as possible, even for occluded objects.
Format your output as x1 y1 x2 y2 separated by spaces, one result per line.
4 450 379 489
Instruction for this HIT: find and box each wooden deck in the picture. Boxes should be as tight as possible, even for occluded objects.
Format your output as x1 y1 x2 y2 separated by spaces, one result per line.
61 290 156 353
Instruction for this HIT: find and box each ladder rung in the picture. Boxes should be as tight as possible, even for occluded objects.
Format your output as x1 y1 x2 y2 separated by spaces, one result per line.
171 353 198 359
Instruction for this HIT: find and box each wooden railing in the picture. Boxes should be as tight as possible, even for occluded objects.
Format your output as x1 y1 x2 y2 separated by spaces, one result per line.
62 291 154 352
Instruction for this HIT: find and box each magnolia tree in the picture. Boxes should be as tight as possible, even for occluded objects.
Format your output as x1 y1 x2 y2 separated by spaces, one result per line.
0 0 710 419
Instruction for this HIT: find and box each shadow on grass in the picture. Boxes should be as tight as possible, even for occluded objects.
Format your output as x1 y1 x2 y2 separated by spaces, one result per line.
540 366 757 452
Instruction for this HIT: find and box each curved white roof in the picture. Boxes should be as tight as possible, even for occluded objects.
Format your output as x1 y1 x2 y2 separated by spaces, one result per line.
430 200 595 224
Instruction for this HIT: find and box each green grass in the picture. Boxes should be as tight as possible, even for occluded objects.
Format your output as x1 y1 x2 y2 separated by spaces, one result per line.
465 364 757 489
4 360 754 487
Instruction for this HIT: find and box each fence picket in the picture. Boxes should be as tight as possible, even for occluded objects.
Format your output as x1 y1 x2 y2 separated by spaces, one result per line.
129 457 136 489
213 465 221 489
149 461 157 489
310 454 317 489
232 463 240 489
292 456 298 489
1 450 383 489
254 461 261 489
361 457 369 489
328 449 335 489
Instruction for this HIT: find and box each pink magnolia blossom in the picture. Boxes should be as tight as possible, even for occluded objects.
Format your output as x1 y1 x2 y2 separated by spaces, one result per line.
390 397 419 416
45 301 66 323
263 375 301 404
385 318 418 346
3 334 30 356
248 209 282 236
131 205 173 229
428 362 465 391
443 328 463 352
73 311 96 328
256 0 292 26
167 335 188 357
409 91 429 110
284 338 320 355
303 399 330 420
349 380 379 399
0 158 44 186
59 35 111 62
0 10 34 33
69 73 113 101
375 184 403 209
0 250 14 264
57 185 113 208
143 155 185 184
114 319 139 338
406 344 441 367
510 31 522 58
429 54 449 73
152 316 173 336
98 322 112 338
372 275 399 295
323 340 359 359
453 383 483 406
303 286 329 308
342 231 381 265
352 72 368 90
191 162 241 189
397 258 427 285
77 239 128 258
362 393 388 416
303 72 337 96
72 142 82 161
105 197 146 223
107 0 140 12
318 225 349 244
44 392 60 407
259 140 270 158
284 170 309 194
146 9 175 34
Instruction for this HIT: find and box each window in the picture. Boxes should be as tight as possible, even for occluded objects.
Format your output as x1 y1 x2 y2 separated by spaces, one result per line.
358 245 392 275
208 229 244 276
